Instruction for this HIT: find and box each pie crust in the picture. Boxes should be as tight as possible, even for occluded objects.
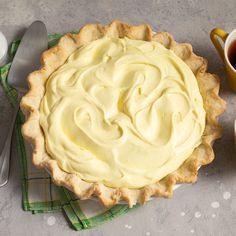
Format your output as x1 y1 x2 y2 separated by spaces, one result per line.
20 21 226 207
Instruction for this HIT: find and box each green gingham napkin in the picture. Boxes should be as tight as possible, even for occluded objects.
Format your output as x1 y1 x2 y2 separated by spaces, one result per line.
0 32 138 230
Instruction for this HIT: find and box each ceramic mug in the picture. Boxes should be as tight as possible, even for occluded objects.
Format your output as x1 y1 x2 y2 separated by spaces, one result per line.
210 28 236 91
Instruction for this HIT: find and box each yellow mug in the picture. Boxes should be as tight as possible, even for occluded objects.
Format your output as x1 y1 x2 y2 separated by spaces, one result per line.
210 28 236 91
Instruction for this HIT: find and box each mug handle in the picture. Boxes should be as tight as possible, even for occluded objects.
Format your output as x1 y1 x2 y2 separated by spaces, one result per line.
210 28 228 60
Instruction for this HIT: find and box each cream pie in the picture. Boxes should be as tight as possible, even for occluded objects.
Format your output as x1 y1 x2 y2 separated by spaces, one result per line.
20 21 226 207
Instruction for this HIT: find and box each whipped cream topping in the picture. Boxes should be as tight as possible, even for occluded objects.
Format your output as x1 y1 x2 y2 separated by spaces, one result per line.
40 37 206 188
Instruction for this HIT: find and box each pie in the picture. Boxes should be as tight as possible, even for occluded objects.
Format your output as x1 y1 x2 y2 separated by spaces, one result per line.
20 21 226 207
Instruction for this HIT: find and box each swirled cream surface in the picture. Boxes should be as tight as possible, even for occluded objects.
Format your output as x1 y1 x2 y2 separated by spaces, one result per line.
40 37 206 188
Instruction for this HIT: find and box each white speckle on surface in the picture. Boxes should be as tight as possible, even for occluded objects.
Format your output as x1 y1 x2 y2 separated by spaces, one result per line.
125 224 132 229
146 232 151 236
211 201 220 209
212 214 216 218
47 216 56 226
190 229 195 234
223 191 231 200
194 211 201 218
217 180 220 183
180 211 185 216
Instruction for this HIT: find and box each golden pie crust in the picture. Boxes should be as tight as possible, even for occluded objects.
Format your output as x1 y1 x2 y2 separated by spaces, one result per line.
20 21 226 207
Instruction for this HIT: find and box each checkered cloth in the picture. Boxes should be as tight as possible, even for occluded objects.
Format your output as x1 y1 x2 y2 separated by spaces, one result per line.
0 32 137 230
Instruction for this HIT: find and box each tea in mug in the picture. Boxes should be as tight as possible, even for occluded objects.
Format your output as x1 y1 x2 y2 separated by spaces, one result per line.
228 40 236 70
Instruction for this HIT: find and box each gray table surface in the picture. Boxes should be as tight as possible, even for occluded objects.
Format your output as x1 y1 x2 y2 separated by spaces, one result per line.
1 0 236 235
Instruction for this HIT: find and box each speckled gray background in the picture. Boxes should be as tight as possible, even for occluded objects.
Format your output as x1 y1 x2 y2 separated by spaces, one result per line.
0 0 236 235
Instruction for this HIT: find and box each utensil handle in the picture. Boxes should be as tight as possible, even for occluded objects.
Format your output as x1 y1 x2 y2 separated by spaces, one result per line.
0 104 19 187
210 28 228 60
